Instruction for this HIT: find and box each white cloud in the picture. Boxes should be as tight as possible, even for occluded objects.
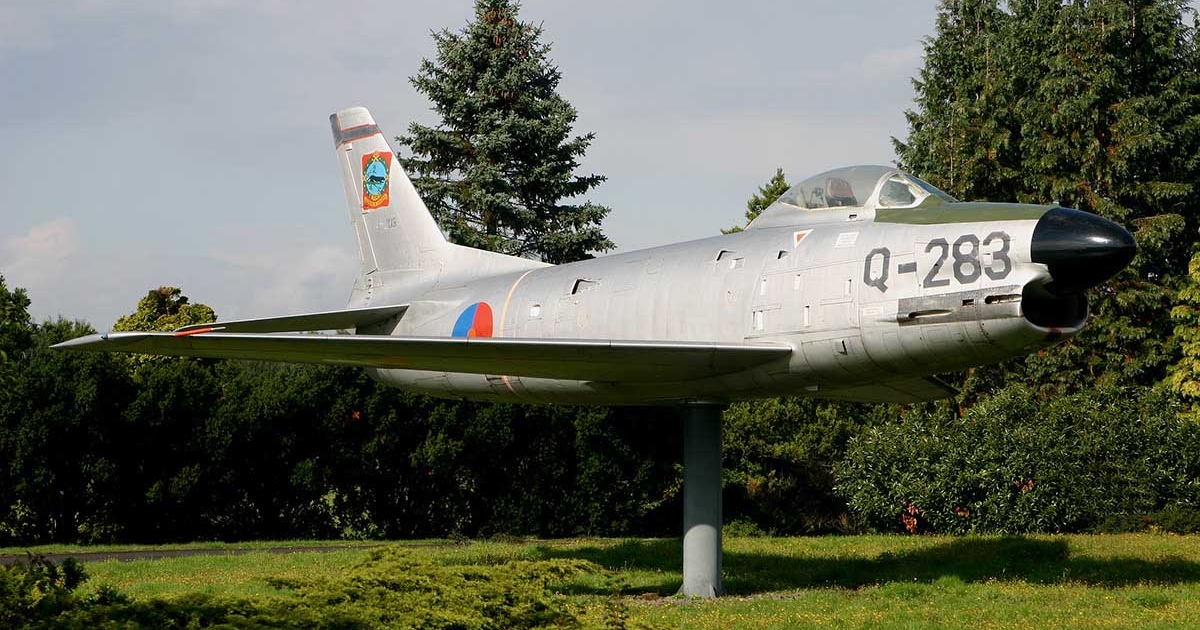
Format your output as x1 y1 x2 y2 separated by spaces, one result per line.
207 242 357 320
0 217 88 324
1 217 80 284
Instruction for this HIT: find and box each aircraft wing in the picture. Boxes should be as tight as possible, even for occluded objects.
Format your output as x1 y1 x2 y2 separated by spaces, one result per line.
173 304 408 334
53 332 792 383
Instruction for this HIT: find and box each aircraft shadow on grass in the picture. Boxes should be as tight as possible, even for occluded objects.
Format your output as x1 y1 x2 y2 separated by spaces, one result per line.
534 537 1200 595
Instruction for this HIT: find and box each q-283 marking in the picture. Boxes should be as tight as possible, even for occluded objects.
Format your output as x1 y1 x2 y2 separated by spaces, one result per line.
863 231 1012 292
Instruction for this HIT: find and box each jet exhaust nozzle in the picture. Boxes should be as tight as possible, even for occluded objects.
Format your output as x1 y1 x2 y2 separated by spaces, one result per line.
1030 207 1137 294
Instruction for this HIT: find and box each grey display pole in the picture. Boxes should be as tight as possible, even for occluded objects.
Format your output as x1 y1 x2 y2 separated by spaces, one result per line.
679 403 725 598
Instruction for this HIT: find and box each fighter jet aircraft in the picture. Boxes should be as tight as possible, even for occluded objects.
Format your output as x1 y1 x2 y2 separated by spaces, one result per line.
58 106 1136 405
57 106 1138 598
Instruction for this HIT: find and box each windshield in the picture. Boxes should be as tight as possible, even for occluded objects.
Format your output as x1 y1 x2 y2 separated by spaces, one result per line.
776 165 956 210
904 173 958 203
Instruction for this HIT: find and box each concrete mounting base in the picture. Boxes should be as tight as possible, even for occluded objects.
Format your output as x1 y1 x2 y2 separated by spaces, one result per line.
678 403 725 598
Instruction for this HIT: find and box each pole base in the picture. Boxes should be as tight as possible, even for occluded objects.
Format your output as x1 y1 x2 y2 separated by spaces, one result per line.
678 403 725 598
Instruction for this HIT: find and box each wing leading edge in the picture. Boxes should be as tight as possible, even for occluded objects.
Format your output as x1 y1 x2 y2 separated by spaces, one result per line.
173 304 408 334
53 332 792 383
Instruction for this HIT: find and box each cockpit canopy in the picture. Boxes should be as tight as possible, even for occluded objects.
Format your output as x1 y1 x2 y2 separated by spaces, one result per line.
775 165 956 211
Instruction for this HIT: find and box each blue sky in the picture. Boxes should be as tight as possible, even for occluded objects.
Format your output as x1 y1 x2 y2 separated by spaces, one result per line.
2 1 1195 328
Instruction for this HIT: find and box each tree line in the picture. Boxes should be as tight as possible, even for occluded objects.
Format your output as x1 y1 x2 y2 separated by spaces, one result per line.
3 0 1200 543
0 283 689 542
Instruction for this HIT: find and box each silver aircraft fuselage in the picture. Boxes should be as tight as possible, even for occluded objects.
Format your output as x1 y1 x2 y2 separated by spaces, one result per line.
363 198 1103 405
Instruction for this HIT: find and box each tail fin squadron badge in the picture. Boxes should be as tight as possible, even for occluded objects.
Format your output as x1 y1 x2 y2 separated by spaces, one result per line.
361 151 391 211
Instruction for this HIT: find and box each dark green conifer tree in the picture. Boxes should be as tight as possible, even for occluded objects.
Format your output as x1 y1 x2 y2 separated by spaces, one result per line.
723 168 789 234
898 0 1200 397
398 0 613 264
1006 0 1198 393
895 0 1020 201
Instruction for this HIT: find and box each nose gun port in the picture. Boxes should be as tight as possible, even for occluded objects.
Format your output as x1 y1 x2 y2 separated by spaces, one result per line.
1030 207 1137 294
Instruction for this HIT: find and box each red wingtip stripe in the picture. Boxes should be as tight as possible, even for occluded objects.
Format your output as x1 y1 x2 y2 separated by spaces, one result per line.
174 327 214 337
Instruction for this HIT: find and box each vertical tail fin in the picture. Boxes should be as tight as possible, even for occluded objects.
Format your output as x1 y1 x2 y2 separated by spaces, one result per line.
331 107 549 308
330 107 447 278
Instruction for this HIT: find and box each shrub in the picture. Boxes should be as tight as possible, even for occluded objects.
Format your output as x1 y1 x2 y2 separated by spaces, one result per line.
1151 505 1200 534
21 548 632 629
723 397 893 535
836 385 1200 534
723 518 769 537
0 555 87 627
271 548 605 629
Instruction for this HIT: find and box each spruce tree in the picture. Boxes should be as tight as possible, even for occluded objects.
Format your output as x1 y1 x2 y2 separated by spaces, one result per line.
723 168 789 234
398 0 613 264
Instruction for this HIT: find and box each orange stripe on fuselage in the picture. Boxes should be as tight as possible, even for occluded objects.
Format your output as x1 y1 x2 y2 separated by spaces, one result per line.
498 269 537 395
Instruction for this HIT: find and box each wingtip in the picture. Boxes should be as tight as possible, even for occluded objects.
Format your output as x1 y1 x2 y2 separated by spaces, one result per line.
52 333 109 349
52 331 153 350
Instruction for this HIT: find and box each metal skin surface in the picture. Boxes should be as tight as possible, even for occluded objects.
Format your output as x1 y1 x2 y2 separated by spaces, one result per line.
57 107 1136 406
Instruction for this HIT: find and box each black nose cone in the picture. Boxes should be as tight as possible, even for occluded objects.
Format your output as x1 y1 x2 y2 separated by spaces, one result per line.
1030 207 1136 293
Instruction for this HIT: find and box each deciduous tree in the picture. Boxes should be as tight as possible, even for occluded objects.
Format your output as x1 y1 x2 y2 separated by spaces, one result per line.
0 275 32 372
113 286 215 333
0 319 134 544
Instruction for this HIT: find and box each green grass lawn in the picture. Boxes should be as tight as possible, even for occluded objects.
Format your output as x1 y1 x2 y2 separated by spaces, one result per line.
21 534 1200 629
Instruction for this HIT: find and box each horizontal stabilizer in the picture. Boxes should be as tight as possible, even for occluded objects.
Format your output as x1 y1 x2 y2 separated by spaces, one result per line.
819 375 959 403
173 305 408 334
53 332 791 383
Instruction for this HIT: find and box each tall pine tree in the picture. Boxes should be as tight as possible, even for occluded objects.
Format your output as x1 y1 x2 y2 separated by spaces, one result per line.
398 0 613 264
